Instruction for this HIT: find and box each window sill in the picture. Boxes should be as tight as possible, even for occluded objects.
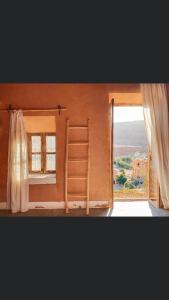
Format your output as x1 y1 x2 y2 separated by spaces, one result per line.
28 174 56 185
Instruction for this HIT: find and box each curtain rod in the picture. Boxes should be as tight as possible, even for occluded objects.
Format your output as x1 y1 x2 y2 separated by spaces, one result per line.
0 105 67 115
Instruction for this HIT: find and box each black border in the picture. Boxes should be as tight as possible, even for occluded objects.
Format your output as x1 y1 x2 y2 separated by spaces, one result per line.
1 30 169 83
1 17 169 298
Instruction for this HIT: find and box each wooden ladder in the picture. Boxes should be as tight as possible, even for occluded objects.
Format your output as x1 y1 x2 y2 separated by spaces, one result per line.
65 119 90 214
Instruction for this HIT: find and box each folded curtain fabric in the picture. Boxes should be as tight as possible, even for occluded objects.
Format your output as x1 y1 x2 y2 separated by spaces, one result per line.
141 84 169 209
7 110 29 213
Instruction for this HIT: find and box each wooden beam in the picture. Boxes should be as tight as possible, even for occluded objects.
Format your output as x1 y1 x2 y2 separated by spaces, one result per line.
65 119 69 213
110 99 114 208
86 119 90 215
109 92 142 105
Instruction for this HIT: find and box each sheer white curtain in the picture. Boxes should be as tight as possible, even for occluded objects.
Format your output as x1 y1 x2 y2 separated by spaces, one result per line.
7 110 29 213
141 84 169 209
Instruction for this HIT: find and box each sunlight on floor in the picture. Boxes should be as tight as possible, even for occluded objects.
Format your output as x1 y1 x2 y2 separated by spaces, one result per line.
107 201 153 217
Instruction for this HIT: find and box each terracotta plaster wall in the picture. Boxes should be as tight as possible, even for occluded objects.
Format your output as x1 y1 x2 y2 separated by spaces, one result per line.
0 83 140 203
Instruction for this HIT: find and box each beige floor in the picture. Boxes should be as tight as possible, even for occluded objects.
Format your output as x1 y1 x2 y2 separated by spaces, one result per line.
108 201 169 216
0 201 169 217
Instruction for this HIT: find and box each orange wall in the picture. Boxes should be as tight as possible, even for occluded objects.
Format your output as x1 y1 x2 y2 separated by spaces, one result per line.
24 116 56 132
0 83 140 203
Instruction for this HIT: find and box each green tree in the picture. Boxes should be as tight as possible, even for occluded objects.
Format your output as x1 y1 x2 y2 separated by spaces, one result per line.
116 158 132 170
116 173 127 185
133 179 140 187
125 181 135 189
121 156 132 164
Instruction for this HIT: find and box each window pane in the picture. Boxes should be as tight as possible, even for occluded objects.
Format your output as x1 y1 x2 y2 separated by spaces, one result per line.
46 154 56 171
32 136 41 153
46 136 56 153
32 154 41 171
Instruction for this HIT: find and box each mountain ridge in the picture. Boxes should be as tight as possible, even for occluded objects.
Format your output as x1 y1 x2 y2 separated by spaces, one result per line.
114 120 147 149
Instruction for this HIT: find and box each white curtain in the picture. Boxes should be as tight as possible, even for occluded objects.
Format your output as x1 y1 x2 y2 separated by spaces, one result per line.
7 110 29 213
141 84 169 209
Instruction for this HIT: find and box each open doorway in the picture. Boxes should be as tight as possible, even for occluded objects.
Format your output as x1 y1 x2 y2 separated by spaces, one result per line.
113 105 149 201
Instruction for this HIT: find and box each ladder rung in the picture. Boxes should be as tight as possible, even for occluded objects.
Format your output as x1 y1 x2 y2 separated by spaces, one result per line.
69 126 88 129
65 119 90 215
68 193 87 197
68 176 87 180
68 141 88 145
68 158 88 162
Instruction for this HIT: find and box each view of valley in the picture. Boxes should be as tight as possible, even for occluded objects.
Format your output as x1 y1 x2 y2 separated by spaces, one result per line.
113 111 149 199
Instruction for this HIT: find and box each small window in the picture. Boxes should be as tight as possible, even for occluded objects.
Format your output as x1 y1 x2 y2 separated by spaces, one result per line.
28 133 56 174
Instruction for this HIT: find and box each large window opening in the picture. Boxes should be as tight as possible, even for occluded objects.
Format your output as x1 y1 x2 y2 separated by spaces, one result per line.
113 106 149 200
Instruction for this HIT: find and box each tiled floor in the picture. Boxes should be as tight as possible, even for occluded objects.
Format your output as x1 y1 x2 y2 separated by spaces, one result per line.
0 201 169 217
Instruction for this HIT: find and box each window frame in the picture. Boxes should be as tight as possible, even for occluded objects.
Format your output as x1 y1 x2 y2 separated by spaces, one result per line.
28 132 56 174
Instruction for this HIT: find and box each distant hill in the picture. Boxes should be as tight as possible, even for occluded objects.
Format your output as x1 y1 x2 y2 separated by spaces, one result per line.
114 121 148 156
